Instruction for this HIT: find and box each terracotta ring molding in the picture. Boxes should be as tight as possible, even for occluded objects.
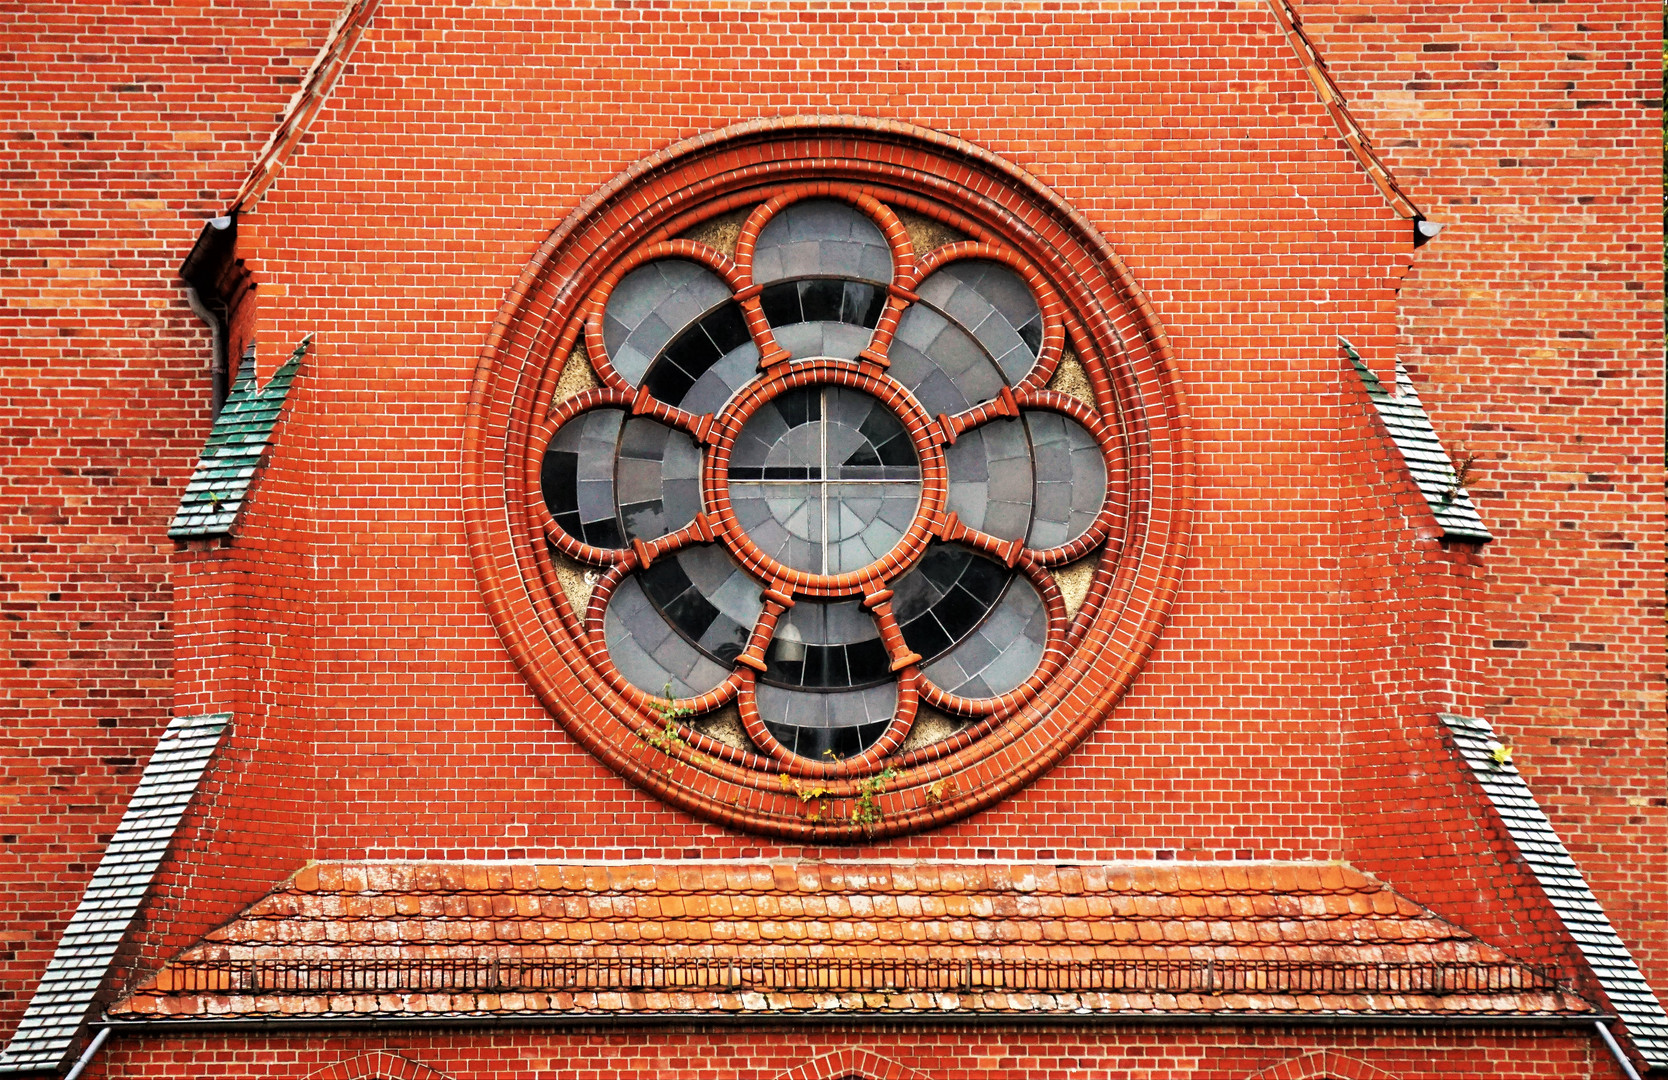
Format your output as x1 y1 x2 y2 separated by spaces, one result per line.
465 115 1193 840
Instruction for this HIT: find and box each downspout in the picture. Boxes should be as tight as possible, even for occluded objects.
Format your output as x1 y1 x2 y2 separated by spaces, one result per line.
1594 1019 1644 1080
183 284 228 416
178 213 237 417
60 1027 109 1080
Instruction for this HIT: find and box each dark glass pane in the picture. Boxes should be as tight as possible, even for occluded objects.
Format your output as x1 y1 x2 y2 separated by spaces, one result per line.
541 409 626 549
893 545 1015 667
602 260 731 384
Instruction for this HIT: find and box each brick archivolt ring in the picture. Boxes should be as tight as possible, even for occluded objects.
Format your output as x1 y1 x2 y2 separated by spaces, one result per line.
466 118 1192 840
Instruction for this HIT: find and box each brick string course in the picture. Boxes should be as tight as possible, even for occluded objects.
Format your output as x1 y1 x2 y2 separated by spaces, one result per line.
0 0 1660 1075
86 1027 1624 1080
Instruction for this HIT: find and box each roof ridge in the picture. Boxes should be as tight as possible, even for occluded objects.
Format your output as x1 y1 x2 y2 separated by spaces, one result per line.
231 0 380 213
1262 0 1421 221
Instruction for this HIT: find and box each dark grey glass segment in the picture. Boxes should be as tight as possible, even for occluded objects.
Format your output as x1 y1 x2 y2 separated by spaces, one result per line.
762 598 891 689
943 417 1033 542
616 418 700 542
542 408 626 549
888 303 1006 417
642 301 754 407
751 200 893 286
916 260 1042 383
1025 410 1106 549
892 545 1012 666
637 544 764 668
757 681 896 760
604 574 734 698
920 573 1046 698
603 260 733 385
728 387 921 575
759 277 886 361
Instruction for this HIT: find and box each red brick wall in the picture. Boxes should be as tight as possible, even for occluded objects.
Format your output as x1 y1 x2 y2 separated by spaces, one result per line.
2 0 1660 1065
1296 0 1668 988
86 1026 1626 1080
204 0 1414 869
0 0 342 1038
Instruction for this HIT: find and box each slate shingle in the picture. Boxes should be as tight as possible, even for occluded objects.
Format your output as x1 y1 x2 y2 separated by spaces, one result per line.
167 336 308 540
0 714 230 1074
1440 713 1668 1068
1343 339 1492 544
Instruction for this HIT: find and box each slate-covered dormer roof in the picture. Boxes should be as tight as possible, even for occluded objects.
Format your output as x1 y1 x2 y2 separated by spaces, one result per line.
1344 338 1493 544
168 336 308 540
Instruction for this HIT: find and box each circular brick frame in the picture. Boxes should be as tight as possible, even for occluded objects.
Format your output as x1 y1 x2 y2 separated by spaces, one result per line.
465 116 1192 840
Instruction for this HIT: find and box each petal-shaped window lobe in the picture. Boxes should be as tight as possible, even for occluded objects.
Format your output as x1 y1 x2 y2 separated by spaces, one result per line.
916 260 1043 384
756 682 896 761
604 574 734 698
642 301 754 408
638 544 763 667
751 200 893 286
920 573 1047 698
1025 411 1107 549
542 408 626 549
943 417 1033 543
603 260 733 385
760 278 887 361
763 599 891 689
891 545 1012 665
888 303 1006 417
616 418 700 542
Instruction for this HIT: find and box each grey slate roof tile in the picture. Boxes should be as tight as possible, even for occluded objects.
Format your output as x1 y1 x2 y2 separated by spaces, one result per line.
0 713 230 1074
1343 339 1493 544
1439 713 1668 1067
167 336 308 541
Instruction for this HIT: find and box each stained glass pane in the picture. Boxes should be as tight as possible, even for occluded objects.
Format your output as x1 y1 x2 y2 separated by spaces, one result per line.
760 278 887 361
604 574 734 698
943 417 1033 542
763 598 890 689
728 387 921 575
920 573 1046 698
637 544 763 667
751 200 893 286
642 301 754 408
892 545 1011 666
915 260 1042 384
541 408 626 549
1025 411 1106 548
756 681 896 760
888 303 1006 417
603 260 733 385
616 418 700 542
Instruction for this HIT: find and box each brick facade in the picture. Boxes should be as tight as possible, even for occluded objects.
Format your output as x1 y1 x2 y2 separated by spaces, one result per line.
2 0 1660 1077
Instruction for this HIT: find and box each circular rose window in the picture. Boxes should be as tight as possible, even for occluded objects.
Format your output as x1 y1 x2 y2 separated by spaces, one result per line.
467 119 1190 839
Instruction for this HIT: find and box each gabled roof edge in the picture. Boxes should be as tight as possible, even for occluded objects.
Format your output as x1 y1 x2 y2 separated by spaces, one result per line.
1438 713 1668 1070
0 714 231 1075
230 0 380 213
1342 338 1493 544
1263 0 1423 222
168 335 311 541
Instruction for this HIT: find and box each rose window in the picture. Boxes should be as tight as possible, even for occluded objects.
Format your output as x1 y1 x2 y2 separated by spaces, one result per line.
468 124 1187 838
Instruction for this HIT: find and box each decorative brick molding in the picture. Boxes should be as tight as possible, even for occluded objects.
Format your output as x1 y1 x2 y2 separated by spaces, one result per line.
465 116 1190 839
1245 1051 1404 1080
304 1052 454 1080
775 1049 937 1080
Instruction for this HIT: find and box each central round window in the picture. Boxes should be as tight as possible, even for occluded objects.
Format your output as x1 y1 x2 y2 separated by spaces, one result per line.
468 122 1187 838
727 386 922 577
